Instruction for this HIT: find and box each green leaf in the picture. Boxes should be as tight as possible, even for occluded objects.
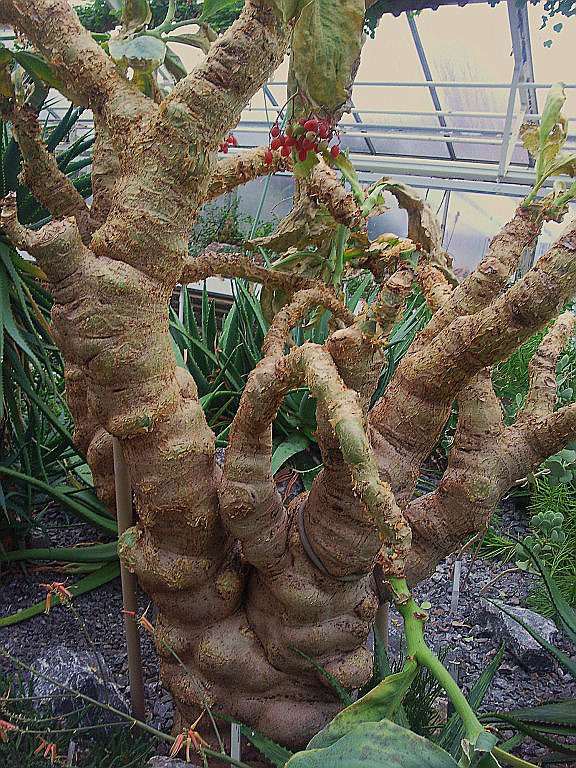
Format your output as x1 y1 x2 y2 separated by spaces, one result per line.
329 151 364 203
237 724 293 767
122 0 152 30
0 467 117 534
0 561 120 627
0 541 117 564
520 123 540 157
486 598 576 679
109 34 166 70
517 541 576 644
271 433 310 476
164 45 189 82
200 0 238 22
286 719 460 768
10 51 64 91
307 662 418 751
291 0 365 113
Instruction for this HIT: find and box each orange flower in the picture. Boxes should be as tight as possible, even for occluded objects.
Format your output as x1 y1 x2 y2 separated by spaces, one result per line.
34 738 57 764
0 719 17 742
40 582 73 613
169 714 208 762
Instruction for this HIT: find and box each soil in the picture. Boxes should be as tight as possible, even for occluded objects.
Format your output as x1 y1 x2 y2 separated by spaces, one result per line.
0 493 574 766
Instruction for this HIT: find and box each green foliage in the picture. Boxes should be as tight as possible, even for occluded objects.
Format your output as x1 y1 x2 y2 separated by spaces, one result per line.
75 0 242 34
286 718 460 768
481 547 576 757
492 329 548 425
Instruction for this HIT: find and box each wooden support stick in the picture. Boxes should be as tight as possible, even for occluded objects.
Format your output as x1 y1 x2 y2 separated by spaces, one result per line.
113 437 146 722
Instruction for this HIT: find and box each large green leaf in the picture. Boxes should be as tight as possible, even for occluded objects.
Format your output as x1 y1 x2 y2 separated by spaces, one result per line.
286 718 459 768
271 433 310 476
307 662 417 750
290 0 365 113
122 0 152 31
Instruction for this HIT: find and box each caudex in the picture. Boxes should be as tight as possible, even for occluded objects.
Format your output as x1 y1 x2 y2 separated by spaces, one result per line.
1 0 576 763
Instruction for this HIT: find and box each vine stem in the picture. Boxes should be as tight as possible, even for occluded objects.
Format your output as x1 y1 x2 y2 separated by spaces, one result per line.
389 577 484 744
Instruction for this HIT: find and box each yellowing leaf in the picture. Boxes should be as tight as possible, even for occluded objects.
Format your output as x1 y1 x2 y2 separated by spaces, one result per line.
520 123 539 157
291 0 365 113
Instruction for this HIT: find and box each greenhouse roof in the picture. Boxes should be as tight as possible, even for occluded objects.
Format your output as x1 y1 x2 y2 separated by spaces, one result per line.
234 0 576 197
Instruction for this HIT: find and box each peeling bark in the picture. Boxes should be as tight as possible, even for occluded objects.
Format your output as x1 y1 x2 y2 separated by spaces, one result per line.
2 0 576 751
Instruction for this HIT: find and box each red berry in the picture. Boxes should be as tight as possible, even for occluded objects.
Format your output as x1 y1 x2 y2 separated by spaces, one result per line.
264 148 273 164
280 144 291 157
285 136 296 147
301 138 313 151
317 121 330 139
227 134 238 146
271 124 280 137
270 137 282 150
330 144 340 158
220 143 228 153
304 119 319 132
298 149 308 162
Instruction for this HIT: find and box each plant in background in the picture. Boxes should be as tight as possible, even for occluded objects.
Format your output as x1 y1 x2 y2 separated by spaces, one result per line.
3 0 576 765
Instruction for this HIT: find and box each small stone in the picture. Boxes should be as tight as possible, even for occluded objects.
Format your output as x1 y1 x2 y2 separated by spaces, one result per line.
474 600 559 672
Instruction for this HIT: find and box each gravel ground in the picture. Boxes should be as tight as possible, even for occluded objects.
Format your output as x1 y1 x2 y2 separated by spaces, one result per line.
0 496 574 766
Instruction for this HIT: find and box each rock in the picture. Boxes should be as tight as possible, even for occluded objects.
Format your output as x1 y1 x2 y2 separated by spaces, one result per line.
475 600 559 671
29 645 129 725
148 758 199 768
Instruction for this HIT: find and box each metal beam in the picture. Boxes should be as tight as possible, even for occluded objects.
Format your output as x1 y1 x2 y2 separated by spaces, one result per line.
407 13 456 159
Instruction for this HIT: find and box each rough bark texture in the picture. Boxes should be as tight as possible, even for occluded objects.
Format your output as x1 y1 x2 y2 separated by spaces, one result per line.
2 0 576 750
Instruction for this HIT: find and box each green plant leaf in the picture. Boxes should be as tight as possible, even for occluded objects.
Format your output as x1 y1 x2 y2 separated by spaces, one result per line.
486 598 576 678
307 661 418 751
271 433 310 476
0 561 120 627
290 0 365 113
0 541 117 564
0 467 117 534
286 718 459 768
122 0 152 31
517 541 576 644
200 0 238 22
10 50 64 91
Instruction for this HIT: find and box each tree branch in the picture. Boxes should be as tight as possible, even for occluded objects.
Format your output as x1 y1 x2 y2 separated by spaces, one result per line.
416 206 541 347
0 0 150 120
180 248 328 293
263 288 354 357
370 216 576 503
10 104 93 242
518 311 576 424
0 192 86 283
162 0 289 144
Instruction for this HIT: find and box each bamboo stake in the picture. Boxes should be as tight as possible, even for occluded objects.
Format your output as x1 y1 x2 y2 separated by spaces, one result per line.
113 437 146 721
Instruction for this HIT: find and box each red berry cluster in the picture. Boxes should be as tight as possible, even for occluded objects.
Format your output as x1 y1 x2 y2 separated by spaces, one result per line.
264 117 341 166
219 134 238 153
